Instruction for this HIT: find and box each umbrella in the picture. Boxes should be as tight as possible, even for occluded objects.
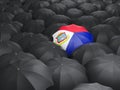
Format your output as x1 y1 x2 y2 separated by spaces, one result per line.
0 12 14 23
91 10 110 23
29 1 50 11
91 24 117 44
32 8 56 20
45 14 71 27
73 0 88 4
85 54 120 90
61 0 77 8
49 3 67 14
109 35 120 52
78 3 97 15
75 15 98 29
43 23 67 40
105 4 120 16
29 41 67 63
13 11 32 24
22 19 45 33
117 46 120 56
73 83 113 90
0 51 53 90
47 57 88 90
72 42 113 65
103 0 117 4
0 40 22 56
92 1 106 10
104 16 120 33
66 8 83 19
0 23 18 41
52 24 94 56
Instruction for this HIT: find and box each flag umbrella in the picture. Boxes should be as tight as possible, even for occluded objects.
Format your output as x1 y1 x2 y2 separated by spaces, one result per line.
52 24 94 56
73 83 113 90
0 41 22 56
0 52 53 90
109 35 120 52
105 4 120 16
85 54 120 90
91 24 117 44
29 41 67 63
72 42 113 65
78 3 97 15
47 57 88 90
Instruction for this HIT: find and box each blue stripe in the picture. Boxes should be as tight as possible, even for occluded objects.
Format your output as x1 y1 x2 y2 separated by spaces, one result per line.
66 32 94 56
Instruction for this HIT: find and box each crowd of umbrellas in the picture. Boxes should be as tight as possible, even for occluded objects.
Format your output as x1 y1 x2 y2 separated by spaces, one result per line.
0 0 120 90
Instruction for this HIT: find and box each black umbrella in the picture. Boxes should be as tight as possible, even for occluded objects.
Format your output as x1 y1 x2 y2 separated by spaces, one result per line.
117 46 120 56
92 1 106 10
103 0 117 4
61 0 77 8
91 24 117 44
73 83 113 90
13 11 32 24
32 8 56 20
72 42 113 65
85 54 120 90
43 23 67 40
104 16 120 33
78 3 97 15
45 14 71 27
75 15 98 30
47 57 88 90
0 40 22 56
109 35 120 52
49 3 67 14
73 0 88 4
22 19 45 33
0 23 18 41
91 10 110 23
0 52 53 90
105 4 120 16
66 8 83 19
29 41 67 63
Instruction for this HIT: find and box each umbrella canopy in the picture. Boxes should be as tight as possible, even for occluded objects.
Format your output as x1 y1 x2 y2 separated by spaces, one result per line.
72 42 113 65
66 8 83 19
105 4 120 16
0 52 53 90
73 83 113 90
22 19 45 33
47 57 88 90
32 8 56 20
52 24 94 56
61 0 77 8
78 3 97 15
92 1 106 10
109 35 120 52
29 41 67 63
91 10 110 23
0 40 22 56
45 14 71 27
0 23 18 41
43 23 67 40
91 24 117 44
75 15 98 29
104 16 120 33
85 54 120 90
49 3 67 14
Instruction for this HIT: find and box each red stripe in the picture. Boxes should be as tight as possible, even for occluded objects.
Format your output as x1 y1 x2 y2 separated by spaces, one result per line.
58 24 88 32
